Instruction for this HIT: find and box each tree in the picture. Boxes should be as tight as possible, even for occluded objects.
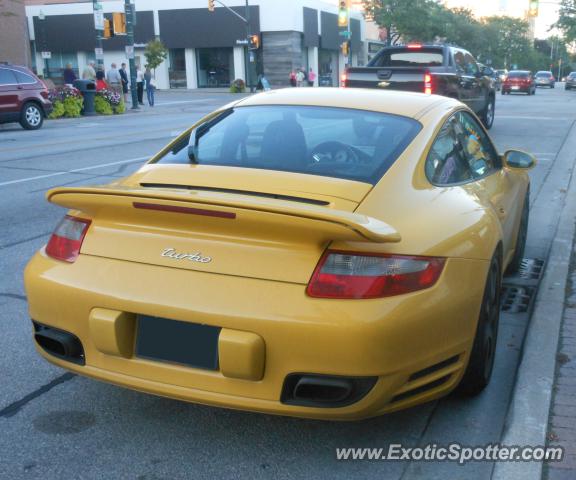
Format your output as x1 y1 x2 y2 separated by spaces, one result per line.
555 0 576 42
362 0 445 45
144 39 168 72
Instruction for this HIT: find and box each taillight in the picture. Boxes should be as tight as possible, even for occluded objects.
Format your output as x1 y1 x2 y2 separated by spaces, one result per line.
45 215 91 263
424 72 432 95
306 251 445 299
340 72 347 88
407 44 422 49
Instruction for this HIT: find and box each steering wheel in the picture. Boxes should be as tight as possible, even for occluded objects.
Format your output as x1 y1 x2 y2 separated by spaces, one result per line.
310 141 360 165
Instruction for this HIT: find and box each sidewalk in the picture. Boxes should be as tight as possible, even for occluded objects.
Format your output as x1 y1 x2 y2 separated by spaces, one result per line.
545 247 576 479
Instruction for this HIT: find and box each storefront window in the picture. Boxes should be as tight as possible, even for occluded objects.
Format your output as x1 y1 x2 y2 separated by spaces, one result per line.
45 52 78 83
169 48 187 89
319 49 338 87
196 48 234 88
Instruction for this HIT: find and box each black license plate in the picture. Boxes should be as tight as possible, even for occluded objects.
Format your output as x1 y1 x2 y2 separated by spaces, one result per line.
136 315 220 370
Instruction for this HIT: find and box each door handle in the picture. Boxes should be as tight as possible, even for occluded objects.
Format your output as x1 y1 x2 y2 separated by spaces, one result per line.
497 206 506 218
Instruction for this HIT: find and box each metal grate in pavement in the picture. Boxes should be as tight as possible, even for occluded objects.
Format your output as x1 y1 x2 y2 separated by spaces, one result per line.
516 258 545 281
501 285 535 313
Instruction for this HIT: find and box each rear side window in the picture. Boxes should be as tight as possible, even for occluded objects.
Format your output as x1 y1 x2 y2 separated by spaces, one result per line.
369 48 444 68
14 70 37 84
154 105 421 185
0 68 17 86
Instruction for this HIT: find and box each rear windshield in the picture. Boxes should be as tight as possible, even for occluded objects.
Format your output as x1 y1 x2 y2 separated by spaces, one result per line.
369 48 444 68
153 105 421 184
508 71 529 78
535 72 552 77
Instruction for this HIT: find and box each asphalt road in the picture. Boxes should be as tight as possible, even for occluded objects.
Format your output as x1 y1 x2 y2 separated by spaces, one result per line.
1 87 575 480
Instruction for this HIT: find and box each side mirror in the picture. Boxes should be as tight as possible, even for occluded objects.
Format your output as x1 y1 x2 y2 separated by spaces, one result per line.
503 150 536 170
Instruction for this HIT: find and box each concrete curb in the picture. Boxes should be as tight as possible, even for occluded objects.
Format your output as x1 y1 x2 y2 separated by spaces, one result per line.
492 124 576 480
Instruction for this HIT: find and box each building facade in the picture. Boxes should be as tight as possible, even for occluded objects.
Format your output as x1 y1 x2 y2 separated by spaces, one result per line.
25 0 366 89
1 0 32 66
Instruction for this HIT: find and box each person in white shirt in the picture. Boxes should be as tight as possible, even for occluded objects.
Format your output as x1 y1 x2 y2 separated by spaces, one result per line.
106 63 122 94
136 66 144 105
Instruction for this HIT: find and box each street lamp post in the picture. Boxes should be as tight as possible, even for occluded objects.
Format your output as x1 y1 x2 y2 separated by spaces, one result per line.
92 0 104 68
124 0 139 109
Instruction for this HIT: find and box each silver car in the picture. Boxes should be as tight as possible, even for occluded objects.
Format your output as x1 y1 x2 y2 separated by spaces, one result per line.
535 71 555 88
565 72 576 91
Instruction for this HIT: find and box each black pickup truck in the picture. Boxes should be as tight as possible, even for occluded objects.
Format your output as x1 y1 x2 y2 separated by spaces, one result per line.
343 44 496 129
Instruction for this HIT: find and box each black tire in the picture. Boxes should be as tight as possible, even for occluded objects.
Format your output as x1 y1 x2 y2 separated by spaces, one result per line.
456 253 501 396
19 102 43 130
507 190 529 274
481 96 495 129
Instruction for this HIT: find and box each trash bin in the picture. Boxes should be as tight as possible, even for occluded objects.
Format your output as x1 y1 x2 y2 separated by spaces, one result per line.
73 79 96 116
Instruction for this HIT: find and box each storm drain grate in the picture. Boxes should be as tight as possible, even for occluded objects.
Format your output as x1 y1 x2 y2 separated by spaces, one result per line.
517 258 545 281
501 286 535 313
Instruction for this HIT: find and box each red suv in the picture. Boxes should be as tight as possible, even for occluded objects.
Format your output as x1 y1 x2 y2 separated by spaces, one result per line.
501 70 536 96
0 64 53 130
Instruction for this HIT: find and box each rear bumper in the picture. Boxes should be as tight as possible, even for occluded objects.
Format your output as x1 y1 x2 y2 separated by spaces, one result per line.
25 250 489 420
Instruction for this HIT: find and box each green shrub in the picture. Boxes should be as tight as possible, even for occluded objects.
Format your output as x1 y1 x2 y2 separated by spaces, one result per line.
48 101 65 119
230 78 246 93
95 95 113 115
63 96 83 118
114 99 125 114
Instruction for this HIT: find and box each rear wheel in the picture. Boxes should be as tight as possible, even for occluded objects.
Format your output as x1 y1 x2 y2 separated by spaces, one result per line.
456 253 501 396
19 102 43 130
507 190 529 274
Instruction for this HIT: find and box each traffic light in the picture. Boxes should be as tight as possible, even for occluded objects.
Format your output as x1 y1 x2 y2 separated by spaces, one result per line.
249 34 260 50
112 12 126 35
338 0 349 28
208 0 215 12
103 18 113 39
341 41 349 56
528 0 538 17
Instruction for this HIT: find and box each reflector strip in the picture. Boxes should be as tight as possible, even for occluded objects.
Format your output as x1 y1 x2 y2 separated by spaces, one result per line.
133 202 236 219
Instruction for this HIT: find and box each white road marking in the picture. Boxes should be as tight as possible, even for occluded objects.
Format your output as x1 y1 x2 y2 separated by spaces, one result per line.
0 156 149 187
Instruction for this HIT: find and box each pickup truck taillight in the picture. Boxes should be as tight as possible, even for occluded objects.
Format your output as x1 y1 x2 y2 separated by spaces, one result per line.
46 215 91 263
306 250 445 299
340 72 347 88
424 72 432 95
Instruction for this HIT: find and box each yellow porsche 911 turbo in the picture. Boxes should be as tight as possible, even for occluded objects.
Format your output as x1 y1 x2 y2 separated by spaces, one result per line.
25 88 535 420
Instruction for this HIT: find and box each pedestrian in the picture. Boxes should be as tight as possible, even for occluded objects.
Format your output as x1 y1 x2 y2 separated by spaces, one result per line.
289 70 296 87
144 65 155 106
95 69 108 91
106 63 122 95
307 67 316 87
296 69 305 87
119 62 129 103
63 63 76 86
136 65 144 105
82 61 96 81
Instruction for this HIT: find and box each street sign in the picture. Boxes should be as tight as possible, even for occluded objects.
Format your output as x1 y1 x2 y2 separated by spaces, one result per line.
94 11 104 30
236 39 249 45
95 47 104 59
41 51 51 59
339 30 351 38
125 45 134 59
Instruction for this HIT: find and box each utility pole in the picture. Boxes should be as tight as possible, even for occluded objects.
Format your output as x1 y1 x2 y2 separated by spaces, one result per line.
93 0 104 68
245 0 252 92
124 0 139 109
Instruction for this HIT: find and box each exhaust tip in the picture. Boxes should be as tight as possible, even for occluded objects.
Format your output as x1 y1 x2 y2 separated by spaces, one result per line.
33 321 85 365
281 374 377 408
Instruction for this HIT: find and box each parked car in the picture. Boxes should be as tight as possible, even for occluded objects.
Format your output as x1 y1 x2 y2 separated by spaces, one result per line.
25 88 535 419
0 64 52 130
534 71 555 88
565 72 576 90
502 70 536 95
343 44 497 129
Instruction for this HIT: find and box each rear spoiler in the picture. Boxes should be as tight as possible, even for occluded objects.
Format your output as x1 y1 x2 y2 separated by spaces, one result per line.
47 186 401 244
